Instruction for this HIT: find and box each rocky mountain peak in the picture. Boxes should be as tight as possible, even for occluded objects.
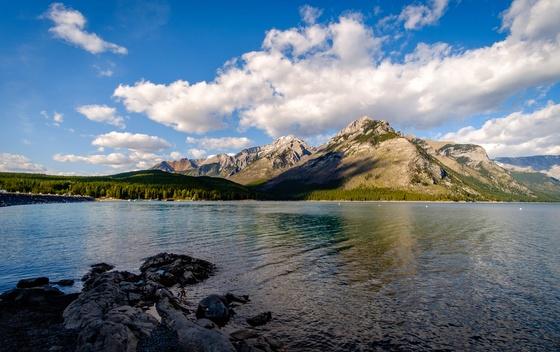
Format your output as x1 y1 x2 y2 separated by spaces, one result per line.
337 116 392 137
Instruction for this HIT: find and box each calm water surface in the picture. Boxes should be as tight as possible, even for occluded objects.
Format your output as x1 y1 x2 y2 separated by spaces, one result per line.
1 201 559 351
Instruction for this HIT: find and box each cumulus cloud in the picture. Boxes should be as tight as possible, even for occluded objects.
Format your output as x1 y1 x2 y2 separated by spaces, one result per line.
399 0 449 30
76 104 125 128
53 150 168 170
188 148 207 159
44 3 127 55
111 0 560 139
443 102 560 157
0 153 46 173
186 136 252 151
501 0 560 41
92 131 171 152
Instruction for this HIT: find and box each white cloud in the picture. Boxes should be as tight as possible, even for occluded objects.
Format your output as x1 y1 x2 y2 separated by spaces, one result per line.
548 165 560 178
76 104 125 128
501 0 560 41
44 3 127 55
169 151 182 160
41 110 64 126
188 148 207 159
399 0 449 30
0 153 46 173
53 150 169 170
53 112 64 124
443 102 560 157
299 5 322 25
113 0 560 141
186 136 252 151
92 131 171 152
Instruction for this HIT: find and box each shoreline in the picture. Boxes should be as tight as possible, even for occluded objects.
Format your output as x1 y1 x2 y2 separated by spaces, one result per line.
0 192 94 207
0 253 282 352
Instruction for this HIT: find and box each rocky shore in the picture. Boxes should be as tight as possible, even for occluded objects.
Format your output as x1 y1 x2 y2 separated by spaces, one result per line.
0 192 94 207
0 253 283 352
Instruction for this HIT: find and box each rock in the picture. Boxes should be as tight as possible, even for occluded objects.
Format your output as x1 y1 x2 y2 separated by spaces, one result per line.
1 285 64 306
196 294 230 326
140 252 215 287
17 276 49 288
246 312 272 327
81 262 115 286
225 292 250 304
54 279 75 287
137 324 180 352
157 296 236 352
63 271 150 329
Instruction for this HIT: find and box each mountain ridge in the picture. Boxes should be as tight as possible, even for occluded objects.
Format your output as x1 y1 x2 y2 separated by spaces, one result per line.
152 117 560 201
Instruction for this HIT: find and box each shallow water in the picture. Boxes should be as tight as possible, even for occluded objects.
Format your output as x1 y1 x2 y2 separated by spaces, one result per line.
1 201 559 350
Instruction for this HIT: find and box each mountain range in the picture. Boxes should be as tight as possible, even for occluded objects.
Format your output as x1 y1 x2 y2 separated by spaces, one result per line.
153 117 560 201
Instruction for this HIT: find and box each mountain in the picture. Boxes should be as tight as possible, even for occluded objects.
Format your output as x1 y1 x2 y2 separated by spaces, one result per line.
0 170 254 201
495 155 560 179
261 117 533 200
152 135 314 184
153 117 559 201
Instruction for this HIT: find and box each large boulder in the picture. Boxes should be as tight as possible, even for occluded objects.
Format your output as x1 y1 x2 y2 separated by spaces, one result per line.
196 294 230 326
157 296 235 352
140 252 215 287
17 276 50 288
64 270 166 352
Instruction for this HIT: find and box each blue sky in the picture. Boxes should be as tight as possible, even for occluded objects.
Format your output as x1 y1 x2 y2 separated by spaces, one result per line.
1 0 559 174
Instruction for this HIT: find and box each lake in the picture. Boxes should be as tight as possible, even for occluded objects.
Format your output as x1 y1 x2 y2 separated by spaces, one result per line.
1 201 559 351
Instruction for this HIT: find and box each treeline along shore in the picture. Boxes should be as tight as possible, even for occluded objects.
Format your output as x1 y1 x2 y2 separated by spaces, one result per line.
0 191 94 207
0 170 258 204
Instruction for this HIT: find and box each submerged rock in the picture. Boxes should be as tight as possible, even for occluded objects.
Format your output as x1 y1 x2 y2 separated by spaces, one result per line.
17 276 50 288
246 312 272 327
140 252 215 287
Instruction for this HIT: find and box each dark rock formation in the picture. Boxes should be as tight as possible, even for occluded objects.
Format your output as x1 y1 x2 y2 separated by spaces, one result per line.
1 253 284 352
196 294 231 326
140 252 215 287
16 277 49 288
0 282 79 352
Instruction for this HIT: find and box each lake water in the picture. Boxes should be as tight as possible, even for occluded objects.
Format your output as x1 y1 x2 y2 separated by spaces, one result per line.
1 201 559 350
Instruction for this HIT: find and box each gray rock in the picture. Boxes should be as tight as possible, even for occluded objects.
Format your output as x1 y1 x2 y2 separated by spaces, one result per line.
157 297 235 352
225 292 250 304
196 294 230 326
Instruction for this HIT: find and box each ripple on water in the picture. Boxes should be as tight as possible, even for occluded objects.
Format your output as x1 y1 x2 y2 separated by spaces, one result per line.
1 201 560 351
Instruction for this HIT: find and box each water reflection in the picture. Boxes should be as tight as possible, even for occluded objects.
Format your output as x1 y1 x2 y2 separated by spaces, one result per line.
1 202 559 351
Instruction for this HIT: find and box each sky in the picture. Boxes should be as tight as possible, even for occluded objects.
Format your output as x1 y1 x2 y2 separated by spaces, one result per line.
0 0 559 175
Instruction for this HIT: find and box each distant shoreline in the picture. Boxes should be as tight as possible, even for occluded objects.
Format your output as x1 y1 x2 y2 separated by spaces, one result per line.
0 192 94 207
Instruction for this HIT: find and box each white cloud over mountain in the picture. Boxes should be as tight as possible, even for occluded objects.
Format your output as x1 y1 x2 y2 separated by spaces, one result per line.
0 153 46 173
44 3 127 55
112 0 560 139
185 136 252 151
93 132 171 152
53 151 168 170
443 102 560 157
76 104 125 128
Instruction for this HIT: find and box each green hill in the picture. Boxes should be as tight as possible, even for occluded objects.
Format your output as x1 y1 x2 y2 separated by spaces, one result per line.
0 170 255 201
